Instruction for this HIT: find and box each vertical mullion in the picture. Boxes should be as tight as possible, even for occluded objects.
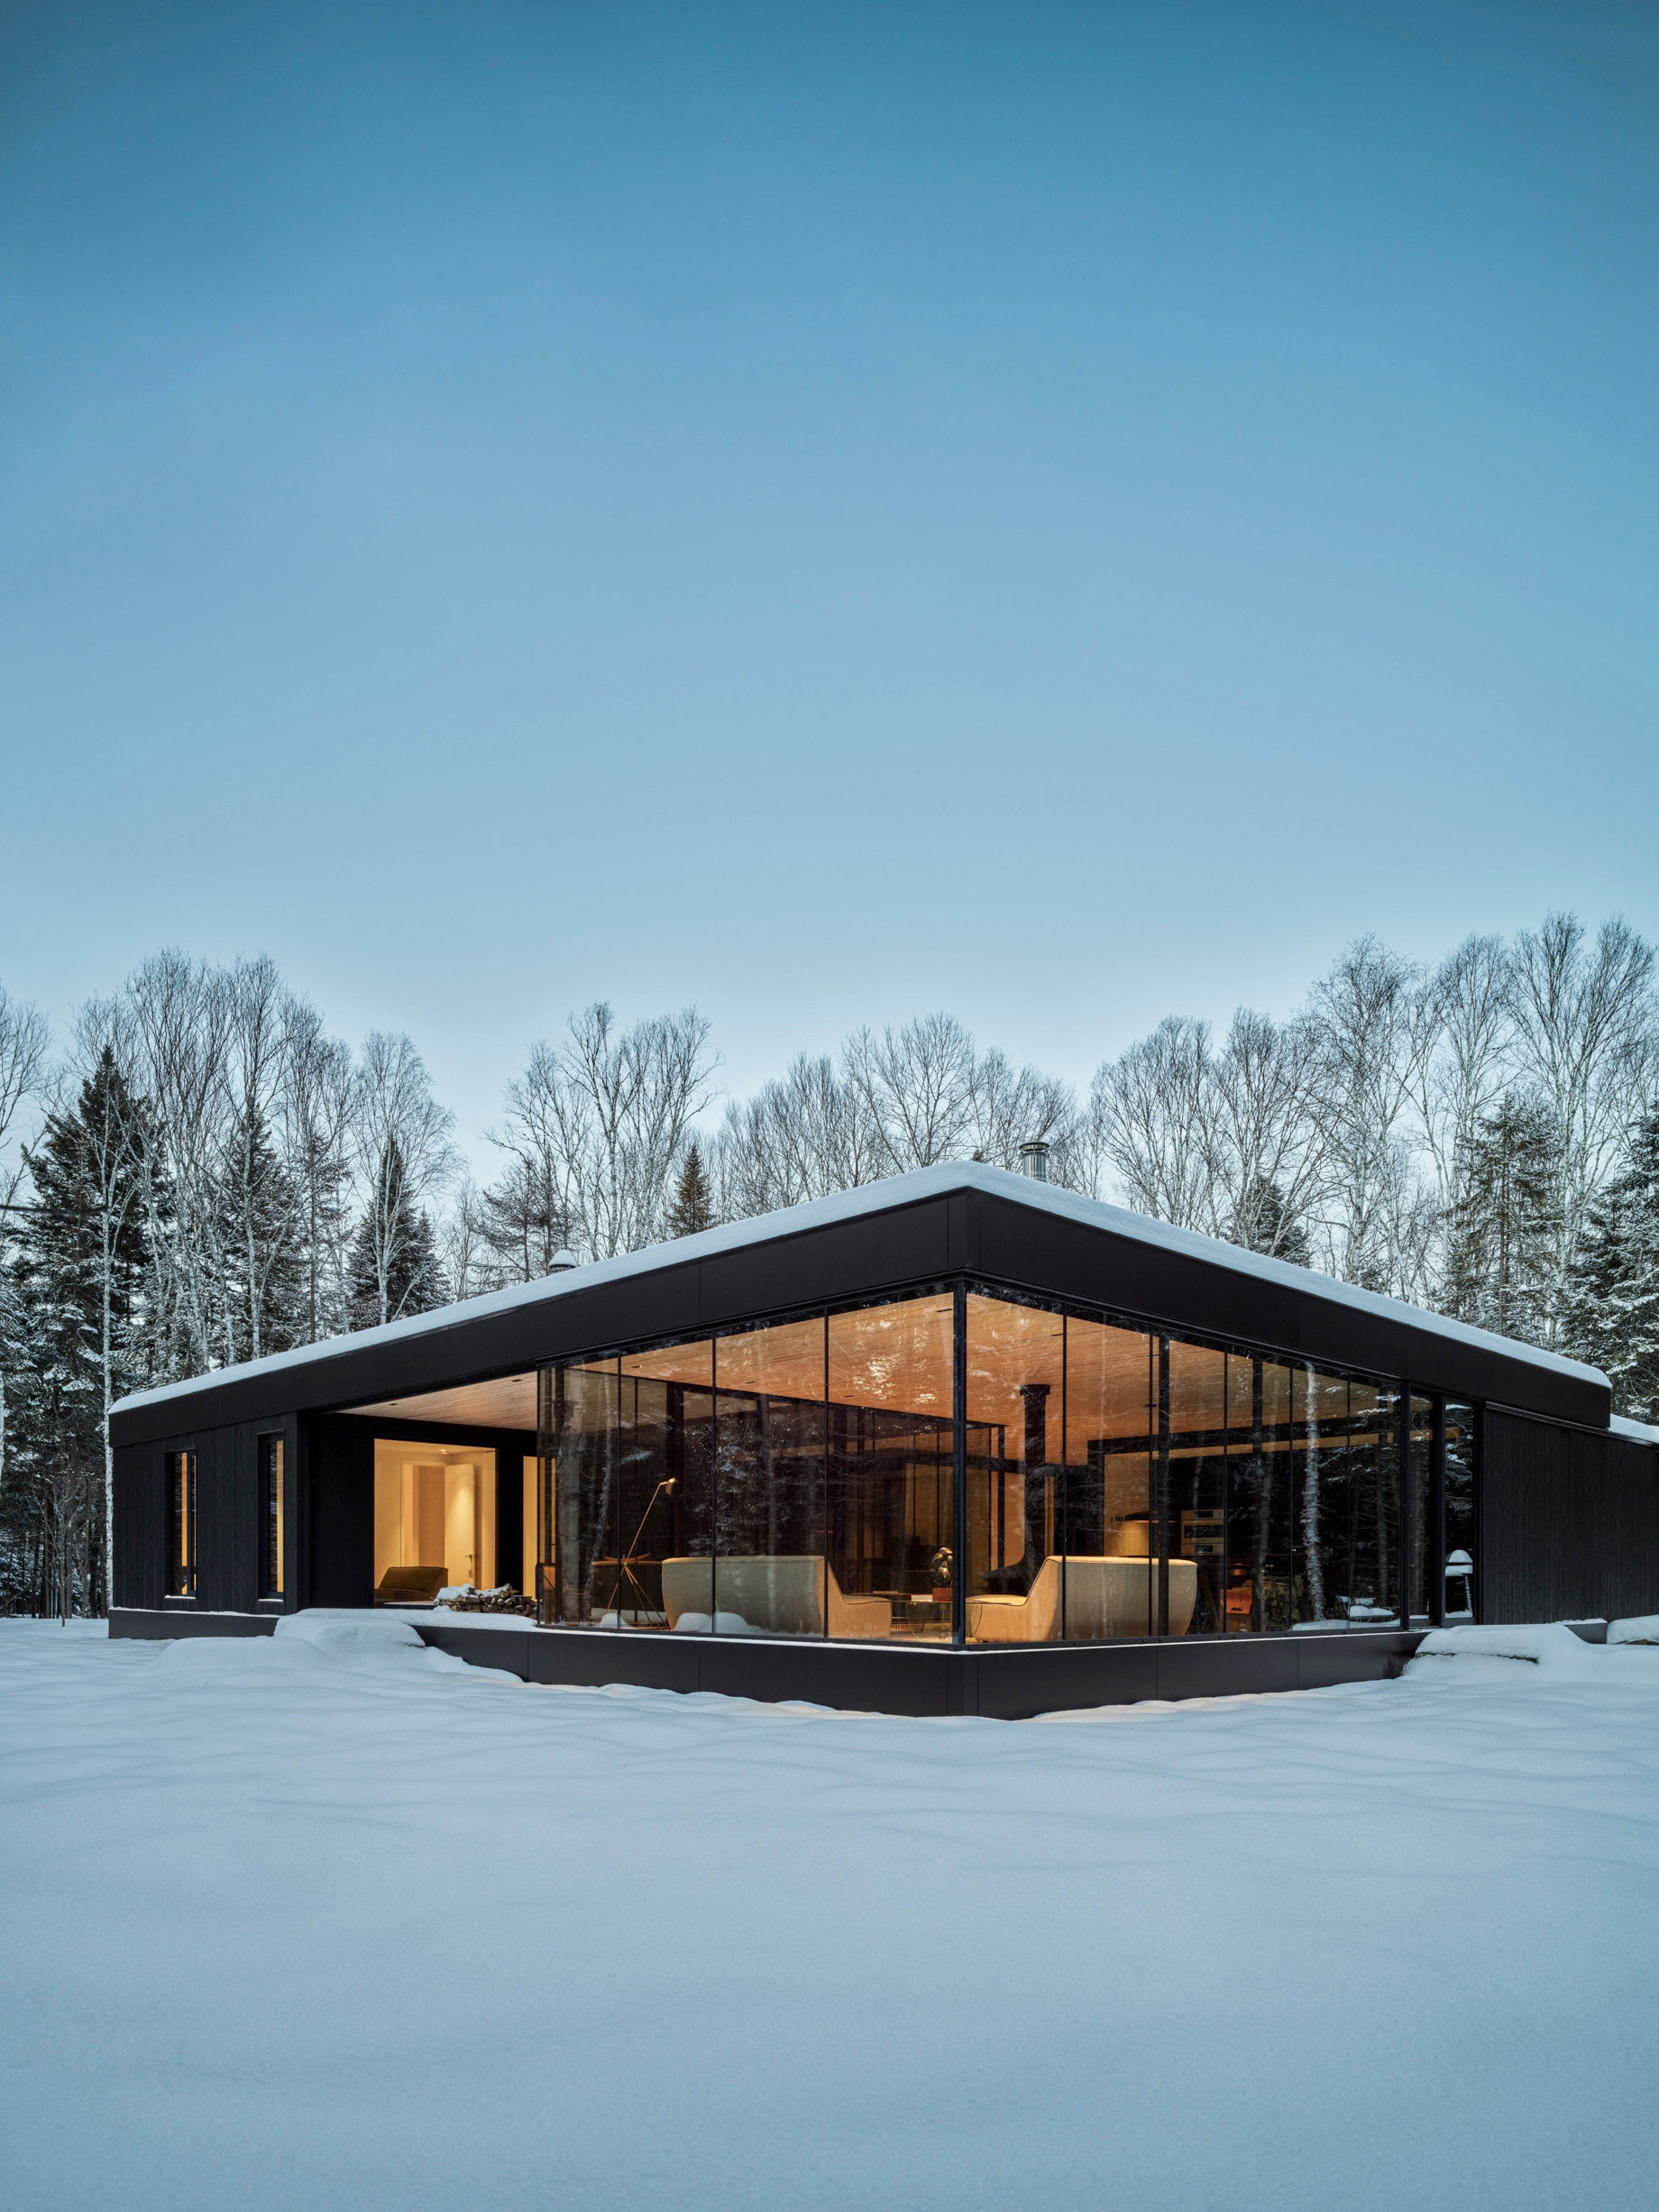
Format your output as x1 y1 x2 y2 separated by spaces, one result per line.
1157 1339 1170 1638
1059 1317 1068 1644
1251 1359 1265 1632
709 1337 720 1633
1221 1356 1232 1634
821 1313 830 1639
951 1282 967 1648
1407 1371 1416 1637
1431 1397 1447 1629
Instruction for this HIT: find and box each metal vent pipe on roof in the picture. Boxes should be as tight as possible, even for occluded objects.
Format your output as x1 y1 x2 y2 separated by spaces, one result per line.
1019 1140 1050 1182
547 1250 578 1273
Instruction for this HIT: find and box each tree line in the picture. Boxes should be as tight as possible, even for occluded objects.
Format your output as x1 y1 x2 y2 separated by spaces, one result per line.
3 912 1656 1616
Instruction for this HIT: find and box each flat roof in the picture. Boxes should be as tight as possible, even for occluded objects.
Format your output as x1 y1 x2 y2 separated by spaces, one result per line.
111 1161 1606 1424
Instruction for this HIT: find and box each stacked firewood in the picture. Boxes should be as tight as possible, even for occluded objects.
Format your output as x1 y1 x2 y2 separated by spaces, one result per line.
442 1585 538 1618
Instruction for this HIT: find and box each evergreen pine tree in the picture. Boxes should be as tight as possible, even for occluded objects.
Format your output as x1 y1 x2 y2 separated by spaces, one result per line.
1562 1107 1659 1422
479 1155 569 1281
348 1138 448 1329
6 1050 151 1612
219 1101 303 1362
665 1141 716 1238
1444 1091 1563 1344
1229 1176 1312 1267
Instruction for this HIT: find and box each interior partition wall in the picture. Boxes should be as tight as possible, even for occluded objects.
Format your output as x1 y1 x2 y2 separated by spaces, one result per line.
534 1279 1478 1645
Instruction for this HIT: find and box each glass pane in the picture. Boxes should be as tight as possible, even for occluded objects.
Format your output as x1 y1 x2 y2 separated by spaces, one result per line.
827 1294 955 1642
260 1437 284 1598
521 1455 538 1601
538 1344 717 1629
1444 1400 1477 1620
1334 1381 1401 1624
546 1360 619 1625
168 1452 195 1597
613 1340 715 1630
1291 1366 1356 1630
1407 1394 1434 1621
1166 1339 1224 1637
964 1293 1063 1638
704 1317 827 1637
1224 1355 1295 1631
1059 1316 1156 1639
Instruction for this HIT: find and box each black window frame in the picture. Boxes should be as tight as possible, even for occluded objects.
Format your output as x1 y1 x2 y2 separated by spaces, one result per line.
166 1449 197 1599
257 1434 285 1602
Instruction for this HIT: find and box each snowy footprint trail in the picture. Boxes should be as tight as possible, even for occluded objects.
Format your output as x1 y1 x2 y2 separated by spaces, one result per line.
2 1618 1657 2212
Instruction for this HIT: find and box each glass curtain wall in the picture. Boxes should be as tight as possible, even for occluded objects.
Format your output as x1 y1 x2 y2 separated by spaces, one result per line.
962 1289 1405 1642
534 1280 1426 1645
537 1292 958 1640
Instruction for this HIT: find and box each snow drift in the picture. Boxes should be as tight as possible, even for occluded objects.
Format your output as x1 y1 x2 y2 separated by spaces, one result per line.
3 1620 1657 2212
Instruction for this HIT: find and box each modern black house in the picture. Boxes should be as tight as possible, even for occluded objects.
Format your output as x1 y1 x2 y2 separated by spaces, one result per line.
108 1162 1659 1718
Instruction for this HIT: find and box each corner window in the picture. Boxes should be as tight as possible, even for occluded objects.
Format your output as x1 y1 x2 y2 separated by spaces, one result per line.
167 1451 196 1597
259 1437 285 1599
1444 1401 1478 1621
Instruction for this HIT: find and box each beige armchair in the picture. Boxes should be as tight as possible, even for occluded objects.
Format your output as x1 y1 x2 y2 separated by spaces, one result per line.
660 1556 892 1639
967 1554 1198 1643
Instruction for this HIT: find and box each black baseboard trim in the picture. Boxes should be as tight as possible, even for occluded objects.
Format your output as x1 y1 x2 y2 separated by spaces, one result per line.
107 1609 1425 1716
111 1608 279 1638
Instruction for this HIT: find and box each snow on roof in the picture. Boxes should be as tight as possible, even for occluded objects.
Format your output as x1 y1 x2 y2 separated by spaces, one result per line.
1611 1413 1659 1447
110 1159 1609 1419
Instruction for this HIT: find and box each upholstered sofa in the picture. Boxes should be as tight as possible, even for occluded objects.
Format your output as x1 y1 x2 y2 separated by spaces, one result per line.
373 1564 449 1607
660 1556 892 1639
967 1553 1198 1642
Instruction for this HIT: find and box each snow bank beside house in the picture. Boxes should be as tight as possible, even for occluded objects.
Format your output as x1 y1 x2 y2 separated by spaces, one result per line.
273 1609 468 1666
1407 1621 1609 1672
2 1620 1657 2212
1611 1613 1659 1644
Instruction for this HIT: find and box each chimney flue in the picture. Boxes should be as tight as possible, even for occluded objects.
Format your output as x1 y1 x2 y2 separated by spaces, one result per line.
1019 1140 1050 1183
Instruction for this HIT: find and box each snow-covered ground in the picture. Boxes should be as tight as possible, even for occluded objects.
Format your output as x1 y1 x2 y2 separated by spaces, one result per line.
3 1617 1657 2212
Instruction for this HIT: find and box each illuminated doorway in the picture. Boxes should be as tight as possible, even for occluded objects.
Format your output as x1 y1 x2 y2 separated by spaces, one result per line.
373 1440 497 1592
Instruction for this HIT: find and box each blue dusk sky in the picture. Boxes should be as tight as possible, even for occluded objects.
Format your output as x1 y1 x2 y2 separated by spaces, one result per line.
4 1 1656 1152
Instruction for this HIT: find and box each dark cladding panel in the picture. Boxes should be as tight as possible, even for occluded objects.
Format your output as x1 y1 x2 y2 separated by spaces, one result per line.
973 1193 1314 1363
194 1424 259 1613
306 1417 374 1609
1482 1413 1659 1624
112 1443 167 1611
694 1197 956 1326
971 1190 1609 1427
520 1266 705 1368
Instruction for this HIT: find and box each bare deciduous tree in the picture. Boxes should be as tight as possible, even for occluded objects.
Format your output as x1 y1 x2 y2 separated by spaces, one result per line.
350 1032 457 1326
842 1014 979 1173
491 1005 714 1263
1084 1015 1220 1232
1306 938 1436 1296
1508 913 1657 1332
280 1004 356 1342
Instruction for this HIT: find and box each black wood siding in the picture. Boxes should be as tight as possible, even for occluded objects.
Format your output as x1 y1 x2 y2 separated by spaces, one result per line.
1483 1412 1659 1623
112 1442 168 1611
111 1414 298 1613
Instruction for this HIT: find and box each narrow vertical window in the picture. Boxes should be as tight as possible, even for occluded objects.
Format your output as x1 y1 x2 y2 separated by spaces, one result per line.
1443 1401 1478 1621
259 1436 285 1599
168 1451 196 1597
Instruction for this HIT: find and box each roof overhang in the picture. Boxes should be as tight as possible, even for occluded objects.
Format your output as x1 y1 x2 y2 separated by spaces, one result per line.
109 1162 1611 1446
